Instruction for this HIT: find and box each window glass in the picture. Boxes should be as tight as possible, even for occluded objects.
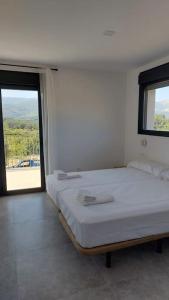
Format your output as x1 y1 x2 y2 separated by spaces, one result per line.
145 83 169 131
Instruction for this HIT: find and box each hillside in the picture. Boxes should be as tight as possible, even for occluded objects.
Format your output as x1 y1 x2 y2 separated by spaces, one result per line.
155 99 169 118
2 97 38 120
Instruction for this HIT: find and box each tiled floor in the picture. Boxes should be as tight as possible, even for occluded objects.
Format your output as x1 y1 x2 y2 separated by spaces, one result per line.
1 193 169 299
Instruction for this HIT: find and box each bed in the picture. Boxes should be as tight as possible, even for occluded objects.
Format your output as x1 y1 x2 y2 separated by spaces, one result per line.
46 163 169 267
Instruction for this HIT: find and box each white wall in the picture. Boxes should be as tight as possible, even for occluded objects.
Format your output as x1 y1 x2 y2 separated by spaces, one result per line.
52 68 126 171
125 55 169 165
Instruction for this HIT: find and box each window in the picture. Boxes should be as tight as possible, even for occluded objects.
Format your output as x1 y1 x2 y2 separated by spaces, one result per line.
138 63 169 137
0 70 45 195
145 82 169 131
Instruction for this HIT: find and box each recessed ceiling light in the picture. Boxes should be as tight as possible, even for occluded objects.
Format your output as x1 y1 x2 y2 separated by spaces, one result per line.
103 30 116 37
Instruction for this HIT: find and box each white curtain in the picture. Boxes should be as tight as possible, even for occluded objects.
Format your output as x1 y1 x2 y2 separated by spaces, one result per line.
40 68 58 176
0 63 58 176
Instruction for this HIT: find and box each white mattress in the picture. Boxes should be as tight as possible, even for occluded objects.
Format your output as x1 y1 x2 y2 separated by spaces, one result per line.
46 168 169 248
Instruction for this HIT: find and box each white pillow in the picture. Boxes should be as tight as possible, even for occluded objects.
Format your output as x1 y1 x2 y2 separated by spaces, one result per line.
149 161 169 177
127 159 168 177
160 169 169 181
127 159 152 174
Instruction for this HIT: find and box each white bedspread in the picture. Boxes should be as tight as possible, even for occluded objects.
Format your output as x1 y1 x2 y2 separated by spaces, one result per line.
46 168 169 248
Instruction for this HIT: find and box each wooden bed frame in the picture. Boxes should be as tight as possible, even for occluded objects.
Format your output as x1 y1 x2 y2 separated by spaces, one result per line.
58 210 169 268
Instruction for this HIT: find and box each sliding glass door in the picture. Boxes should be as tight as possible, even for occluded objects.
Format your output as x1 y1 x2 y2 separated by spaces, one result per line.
0 71 45 195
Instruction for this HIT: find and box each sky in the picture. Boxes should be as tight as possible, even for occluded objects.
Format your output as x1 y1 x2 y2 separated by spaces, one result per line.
1 89 38 99
156 86 169 102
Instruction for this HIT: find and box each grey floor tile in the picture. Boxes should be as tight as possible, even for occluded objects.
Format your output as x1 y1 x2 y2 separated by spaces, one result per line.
60 283 117 300
0 198 14 224
17 246 105 300
14 218 70 257
0 223 16 259
92 249 143 284
0 256 18 300
112 273 169 300
12 193 56 224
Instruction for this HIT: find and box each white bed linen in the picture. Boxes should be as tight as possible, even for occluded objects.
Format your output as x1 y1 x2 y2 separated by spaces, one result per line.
46 168 169 248
46 168 154 206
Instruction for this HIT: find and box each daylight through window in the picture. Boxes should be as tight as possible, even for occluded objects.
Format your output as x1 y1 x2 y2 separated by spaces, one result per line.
145 82 169 132
138 63 169 137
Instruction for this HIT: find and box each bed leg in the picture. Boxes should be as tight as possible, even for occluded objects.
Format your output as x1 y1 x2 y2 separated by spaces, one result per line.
106 252 112 268
156 240 163 254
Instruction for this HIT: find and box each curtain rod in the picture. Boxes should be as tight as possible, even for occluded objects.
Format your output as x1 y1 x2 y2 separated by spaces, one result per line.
0 63 58 71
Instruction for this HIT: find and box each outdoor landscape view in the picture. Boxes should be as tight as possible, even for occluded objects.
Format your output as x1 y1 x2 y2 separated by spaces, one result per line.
2 89 41 190
153 86 169 131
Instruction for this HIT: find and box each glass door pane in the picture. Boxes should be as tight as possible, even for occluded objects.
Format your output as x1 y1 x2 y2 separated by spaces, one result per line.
1 89 41 191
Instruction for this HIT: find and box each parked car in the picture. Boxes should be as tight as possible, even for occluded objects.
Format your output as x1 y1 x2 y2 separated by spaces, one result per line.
12 159 40 168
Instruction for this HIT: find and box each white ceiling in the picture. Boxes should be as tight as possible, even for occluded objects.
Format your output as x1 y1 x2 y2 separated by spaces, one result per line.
1 0 169 71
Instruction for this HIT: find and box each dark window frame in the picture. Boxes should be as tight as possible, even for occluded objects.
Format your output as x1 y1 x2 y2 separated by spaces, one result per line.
138 62 169 137
0 70 45 196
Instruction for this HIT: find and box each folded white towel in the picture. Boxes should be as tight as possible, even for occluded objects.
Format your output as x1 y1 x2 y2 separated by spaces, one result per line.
77 190 114 206
54 170 81 180
55 171 67 180
61 174 81 180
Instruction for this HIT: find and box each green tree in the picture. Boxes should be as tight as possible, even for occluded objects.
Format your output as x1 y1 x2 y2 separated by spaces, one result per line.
154 114 169 131
4 118 40 166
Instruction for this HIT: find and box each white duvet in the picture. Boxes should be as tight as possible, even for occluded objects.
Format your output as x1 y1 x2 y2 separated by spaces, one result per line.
46 168 169 248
